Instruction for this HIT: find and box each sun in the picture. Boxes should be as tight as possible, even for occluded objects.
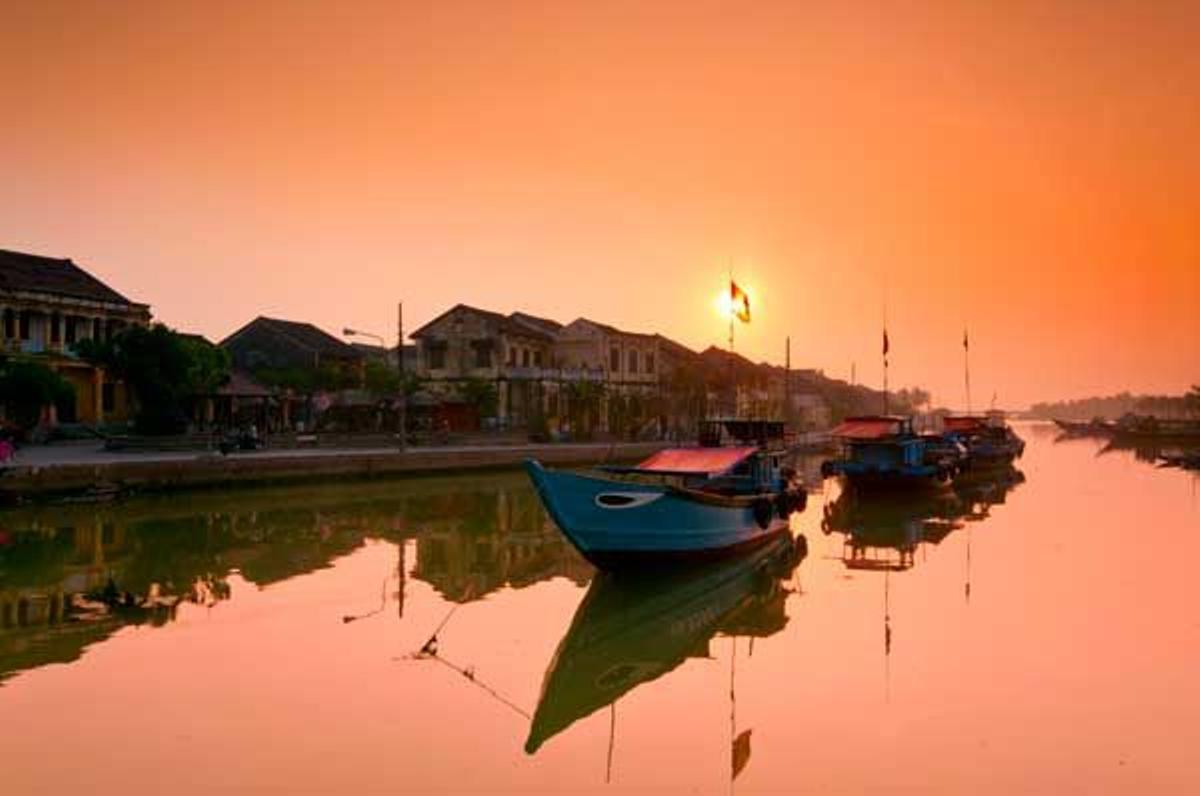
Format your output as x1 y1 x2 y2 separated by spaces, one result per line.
714 290 734 319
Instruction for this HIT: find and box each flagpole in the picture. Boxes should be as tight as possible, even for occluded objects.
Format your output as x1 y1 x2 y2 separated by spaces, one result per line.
964 328 972 415
728 260 735 417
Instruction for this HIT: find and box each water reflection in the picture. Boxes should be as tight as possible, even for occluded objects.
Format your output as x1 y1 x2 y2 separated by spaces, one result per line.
822 468 1025 572
0 474 588 685
525 531 806 755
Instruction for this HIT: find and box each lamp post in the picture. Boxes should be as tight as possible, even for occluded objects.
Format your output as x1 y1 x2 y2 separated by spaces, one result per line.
343 326 403 446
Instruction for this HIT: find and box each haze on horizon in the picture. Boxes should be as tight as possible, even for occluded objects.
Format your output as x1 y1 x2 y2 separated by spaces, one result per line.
2 0 1197 408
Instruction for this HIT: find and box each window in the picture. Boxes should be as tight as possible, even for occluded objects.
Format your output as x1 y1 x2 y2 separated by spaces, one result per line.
646 353 655 374
628 350 638 374
92 318 102 340
507 346 516 366
19 311 30 340
610 346 620 371
426 341 447 370
471 339 492 368
2 309 14 339
534 350 543 368
522 348 530 367
65 317 77 345
49 314 62 344
548 392 558 415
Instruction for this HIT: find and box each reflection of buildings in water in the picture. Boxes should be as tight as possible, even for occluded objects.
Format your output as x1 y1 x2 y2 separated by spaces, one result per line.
821 468 1025 572
525 532 806 758
0 473 580 683
411 485 591 603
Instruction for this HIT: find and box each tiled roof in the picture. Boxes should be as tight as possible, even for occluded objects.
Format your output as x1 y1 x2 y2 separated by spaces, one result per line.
0 248 138 305
223 316 362 358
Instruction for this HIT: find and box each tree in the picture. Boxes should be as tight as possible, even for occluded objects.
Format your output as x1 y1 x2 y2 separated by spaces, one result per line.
76 325 230 434
459 377 498 423
0 357 74 431
364 360 401 396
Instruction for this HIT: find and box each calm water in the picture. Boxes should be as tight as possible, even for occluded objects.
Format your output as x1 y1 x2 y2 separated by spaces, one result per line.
2 423 1197 794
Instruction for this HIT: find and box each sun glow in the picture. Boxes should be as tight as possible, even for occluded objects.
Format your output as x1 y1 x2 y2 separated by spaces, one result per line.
714 290 734 319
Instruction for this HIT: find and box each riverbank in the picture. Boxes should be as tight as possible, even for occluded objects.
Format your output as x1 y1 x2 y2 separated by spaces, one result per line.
0 441 671 504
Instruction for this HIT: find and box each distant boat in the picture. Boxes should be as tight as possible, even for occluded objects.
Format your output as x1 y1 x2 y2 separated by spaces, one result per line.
942 411 1025 469
525 420 807 569
525 531 804 753
1052 418 1115 437
820 416 959 490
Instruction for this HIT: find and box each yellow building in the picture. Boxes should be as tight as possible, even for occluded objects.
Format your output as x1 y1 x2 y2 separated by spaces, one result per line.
0 248 150 426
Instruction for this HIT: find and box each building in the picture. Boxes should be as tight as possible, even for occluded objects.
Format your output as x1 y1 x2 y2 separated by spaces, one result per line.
0 248 150 425
221 316 365 386
410 304 573 430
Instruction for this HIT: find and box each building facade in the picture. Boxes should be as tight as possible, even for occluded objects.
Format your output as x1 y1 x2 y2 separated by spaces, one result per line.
0 248 150 425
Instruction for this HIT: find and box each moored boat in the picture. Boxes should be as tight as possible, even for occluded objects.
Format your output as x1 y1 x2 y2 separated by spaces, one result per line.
820 416 956 490
525 420 807 569
942 411 1025 469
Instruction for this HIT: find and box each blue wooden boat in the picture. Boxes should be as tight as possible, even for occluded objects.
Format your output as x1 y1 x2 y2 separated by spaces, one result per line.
943 412 1026 469
525 420 807 569
820 416 957 490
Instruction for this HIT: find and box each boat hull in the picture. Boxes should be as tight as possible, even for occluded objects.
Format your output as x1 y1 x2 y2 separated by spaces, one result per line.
524 460 790 568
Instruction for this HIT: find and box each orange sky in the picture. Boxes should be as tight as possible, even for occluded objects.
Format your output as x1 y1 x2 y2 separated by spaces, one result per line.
2 1 1197 407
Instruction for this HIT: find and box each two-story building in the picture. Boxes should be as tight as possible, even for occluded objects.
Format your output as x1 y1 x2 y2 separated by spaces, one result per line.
410 304 565 430
0 248 150 425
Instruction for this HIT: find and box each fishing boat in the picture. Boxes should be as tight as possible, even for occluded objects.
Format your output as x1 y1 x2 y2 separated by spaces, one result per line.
525 419 807 569
820 416 958 490
942 411 1025 469
525 531 804 754
1052 417 1115 437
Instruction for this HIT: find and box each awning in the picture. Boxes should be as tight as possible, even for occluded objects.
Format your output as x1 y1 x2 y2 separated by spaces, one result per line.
831 418 904 440
943 416 987 433
636 446 758 477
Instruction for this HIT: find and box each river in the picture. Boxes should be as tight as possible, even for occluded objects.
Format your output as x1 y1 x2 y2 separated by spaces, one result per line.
1 423 1196 793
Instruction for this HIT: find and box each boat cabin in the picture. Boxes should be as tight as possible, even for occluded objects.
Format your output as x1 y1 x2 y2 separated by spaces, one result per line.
831 415 925 469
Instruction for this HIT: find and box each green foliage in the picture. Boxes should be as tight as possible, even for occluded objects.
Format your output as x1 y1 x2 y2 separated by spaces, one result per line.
364 361 401 395
0 356 74 430
459 377 498 419
1031 390 1200 421
254 364 355 393
76 325 230 434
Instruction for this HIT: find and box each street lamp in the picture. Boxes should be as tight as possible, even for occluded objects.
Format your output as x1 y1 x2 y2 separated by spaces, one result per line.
343 327 386 348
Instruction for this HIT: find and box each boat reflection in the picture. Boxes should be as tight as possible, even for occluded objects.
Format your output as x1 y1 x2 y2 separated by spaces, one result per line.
822 467 1025 571
525 531 806 754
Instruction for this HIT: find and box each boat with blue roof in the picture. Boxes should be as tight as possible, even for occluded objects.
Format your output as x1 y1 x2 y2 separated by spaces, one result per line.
525 419 807 569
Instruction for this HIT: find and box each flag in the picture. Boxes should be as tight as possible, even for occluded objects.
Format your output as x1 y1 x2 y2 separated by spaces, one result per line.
882 329 889 356
963 329 969 351
730 281 751 323
732 728 753 781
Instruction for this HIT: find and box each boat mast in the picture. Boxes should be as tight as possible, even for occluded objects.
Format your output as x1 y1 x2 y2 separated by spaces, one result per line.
963 328 972 415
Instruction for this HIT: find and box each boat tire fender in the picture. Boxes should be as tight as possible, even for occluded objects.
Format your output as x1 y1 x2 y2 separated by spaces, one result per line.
753 497 773 529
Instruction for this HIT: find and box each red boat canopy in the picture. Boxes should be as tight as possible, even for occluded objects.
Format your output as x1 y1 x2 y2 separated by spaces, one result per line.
943 416 987 433
831 417 905 440
637 446 758 477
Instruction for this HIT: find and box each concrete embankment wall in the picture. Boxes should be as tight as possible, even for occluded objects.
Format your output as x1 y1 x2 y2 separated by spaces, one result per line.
0 443 669 504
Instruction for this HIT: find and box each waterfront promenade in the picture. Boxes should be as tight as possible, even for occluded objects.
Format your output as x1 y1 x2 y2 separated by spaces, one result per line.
0 440 669 503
